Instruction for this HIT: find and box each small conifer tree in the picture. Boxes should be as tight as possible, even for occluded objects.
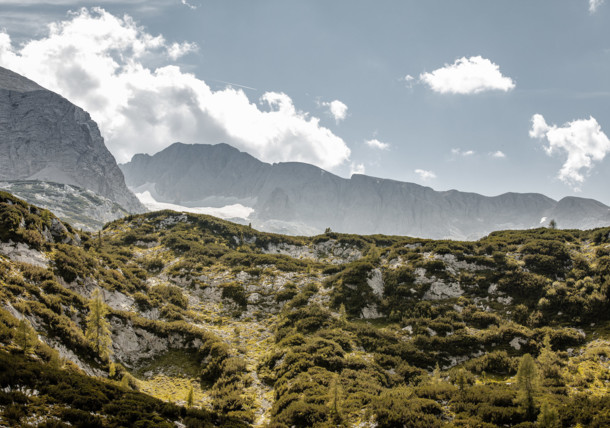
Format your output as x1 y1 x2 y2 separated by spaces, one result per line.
537 335 562 383
537 401 560 427
85 288 112 360
15 318 37 354
516 353 538 420
186 384 194 408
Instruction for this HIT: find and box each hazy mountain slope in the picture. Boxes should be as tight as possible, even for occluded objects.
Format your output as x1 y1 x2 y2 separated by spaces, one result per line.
121 142 610 239
0 66 144 214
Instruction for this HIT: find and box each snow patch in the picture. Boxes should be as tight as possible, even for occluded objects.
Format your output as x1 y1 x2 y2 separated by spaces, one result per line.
136 191 254 219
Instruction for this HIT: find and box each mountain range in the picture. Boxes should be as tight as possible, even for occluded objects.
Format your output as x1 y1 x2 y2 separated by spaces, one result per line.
1 64 608 239
121 142 610 239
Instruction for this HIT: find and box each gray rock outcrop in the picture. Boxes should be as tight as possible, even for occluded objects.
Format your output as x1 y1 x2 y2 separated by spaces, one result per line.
0 66 144 214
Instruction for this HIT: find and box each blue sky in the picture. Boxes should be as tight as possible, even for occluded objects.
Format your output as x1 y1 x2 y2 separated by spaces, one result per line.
1 1 609 204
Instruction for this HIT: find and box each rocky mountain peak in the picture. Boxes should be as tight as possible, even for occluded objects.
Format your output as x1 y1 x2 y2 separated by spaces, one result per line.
0 66 45 92
0 67 145 214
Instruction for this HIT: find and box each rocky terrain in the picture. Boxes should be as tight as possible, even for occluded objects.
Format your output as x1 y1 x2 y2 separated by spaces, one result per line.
121 142 610 239
0 66 144 215
0 180 129 231
1 190 609 427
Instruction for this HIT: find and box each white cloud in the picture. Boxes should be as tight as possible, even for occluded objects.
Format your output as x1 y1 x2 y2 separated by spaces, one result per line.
321 99 348 123
181 0 198 10
529 114 610 189
451 148 475 156
167 41 198 60
419 56 515 95
490 150 506 158
415 169 436 181
350 162 366 176
590 0 605 13
0 8 351 170
403 74 415 89
365 138 390 150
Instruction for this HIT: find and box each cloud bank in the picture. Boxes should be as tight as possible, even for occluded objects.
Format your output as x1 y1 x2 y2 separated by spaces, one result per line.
529 114 610 189
0 8 351 169
420 56 515 95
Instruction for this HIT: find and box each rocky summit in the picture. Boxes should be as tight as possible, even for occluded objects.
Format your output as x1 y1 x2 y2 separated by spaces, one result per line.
0 66 144 214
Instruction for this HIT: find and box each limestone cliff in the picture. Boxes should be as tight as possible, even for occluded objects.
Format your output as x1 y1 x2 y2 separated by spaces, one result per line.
0 66 144 213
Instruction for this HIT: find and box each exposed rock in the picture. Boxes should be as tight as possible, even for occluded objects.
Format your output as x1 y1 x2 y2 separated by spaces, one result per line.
0 66 144 214
423 281 464 300
264 240 362 264
497 296 513 305
434 253 486 274
109 316 203 366
44 338 105 377
0 241 48 267
510 337 527 350
360 304 380 319
101 289 135 312
0 180 129 231
366 268 384 298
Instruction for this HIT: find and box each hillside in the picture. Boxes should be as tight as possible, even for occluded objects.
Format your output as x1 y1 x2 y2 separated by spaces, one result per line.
120 142 610 240
0 190 609 427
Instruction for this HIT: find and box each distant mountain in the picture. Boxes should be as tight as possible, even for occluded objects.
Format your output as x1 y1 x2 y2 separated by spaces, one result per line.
120 142 610 239
0 66 144 214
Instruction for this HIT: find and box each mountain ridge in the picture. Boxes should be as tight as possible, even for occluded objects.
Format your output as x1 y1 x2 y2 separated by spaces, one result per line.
120 142 610 239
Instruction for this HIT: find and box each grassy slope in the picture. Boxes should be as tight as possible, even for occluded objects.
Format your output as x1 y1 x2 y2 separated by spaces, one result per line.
1 191 609 427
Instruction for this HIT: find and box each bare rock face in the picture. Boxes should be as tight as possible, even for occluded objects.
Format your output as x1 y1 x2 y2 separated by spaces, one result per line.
0 66 144 214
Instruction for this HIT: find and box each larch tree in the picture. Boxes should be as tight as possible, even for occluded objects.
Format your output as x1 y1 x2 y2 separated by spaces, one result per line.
85 288 112 360
516 353 538 420
15 318 37 354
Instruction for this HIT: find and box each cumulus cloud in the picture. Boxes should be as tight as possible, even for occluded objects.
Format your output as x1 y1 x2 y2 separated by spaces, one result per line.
415 169 436 181
529 114 610 189
419 56 515 95
451 148 475 156
490 151 506 158
350 162 365 176
0 8 351 169
321 100 348 123
365 138 390 150
590 0 605 13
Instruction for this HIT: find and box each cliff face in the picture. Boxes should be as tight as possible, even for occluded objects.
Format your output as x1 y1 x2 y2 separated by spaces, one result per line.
0 66 144 213
121 142 610 239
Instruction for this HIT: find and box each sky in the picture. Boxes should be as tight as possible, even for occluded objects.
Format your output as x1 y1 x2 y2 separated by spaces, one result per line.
0 1 609 205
